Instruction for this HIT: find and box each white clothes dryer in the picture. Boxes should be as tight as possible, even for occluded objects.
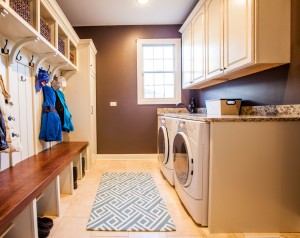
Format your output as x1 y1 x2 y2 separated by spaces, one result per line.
173 118 210 226
157 116 177 186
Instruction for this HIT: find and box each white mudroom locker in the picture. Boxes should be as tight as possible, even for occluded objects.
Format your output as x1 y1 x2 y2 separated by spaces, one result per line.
9 62 34 165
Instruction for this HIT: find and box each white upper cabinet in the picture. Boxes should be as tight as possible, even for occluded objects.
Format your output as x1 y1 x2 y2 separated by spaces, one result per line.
192 5 206 84
180 0 291 89
182 4 206 88
205 0 223 80
206 0 252 79
182 23 192 88
223 0 252 72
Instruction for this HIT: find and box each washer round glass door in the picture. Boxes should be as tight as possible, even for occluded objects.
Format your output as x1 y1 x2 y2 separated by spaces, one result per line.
158 126 169 164
173 132 193 187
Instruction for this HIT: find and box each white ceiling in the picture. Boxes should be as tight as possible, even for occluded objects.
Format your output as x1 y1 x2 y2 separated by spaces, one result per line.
55 0 199 26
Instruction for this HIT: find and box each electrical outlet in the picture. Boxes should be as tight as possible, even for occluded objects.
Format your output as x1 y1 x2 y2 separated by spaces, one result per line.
110 102 117 106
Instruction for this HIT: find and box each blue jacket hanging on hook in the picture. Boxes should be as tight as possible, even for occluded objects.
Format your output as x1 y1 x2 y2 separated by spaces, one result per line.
39 85 62 142
35 68 50 92
51 76 74 133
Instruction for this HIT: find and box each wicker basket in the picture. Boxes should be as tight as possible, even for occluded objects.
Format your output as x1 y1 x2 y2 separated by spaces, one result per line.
10 0 31 24
70 52 75 64
58 38 65 55
40 18 51 42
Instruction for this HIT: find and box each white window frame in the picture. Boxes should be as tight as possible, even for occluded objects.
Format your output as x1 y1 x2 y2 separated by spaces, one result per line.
137 38 182 105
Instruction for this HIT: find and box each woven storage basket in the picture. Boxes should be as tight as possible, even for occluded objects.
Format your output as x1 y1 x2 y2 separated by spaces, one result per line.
10 0 31 24
58 38 65 55
70 52 75 64
40 18 51 42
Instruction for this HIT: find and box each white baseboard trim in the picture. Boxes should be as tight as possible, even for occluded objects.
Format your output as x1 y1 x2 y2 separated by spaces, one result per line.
95 154 157 160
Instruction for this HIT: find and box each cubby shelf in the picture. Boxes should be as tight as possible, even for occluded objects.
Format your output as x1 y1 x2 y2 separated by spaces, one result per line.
69 40 77 65
57 25 68 57
0 0 78 73
40 1 56 46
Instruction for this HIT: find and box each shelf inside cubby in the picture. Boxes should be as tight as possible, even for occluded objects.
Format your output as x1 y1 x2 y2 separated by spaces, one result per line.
57 25 68 58
9 0 37 29
40 2 56 47
69 40 77 66
36 177 60 217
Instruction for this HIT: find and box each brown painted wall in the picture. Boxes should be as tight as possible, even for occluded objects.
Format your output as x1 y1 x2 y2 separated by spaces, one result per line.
75 25 191 154
75 1 299 154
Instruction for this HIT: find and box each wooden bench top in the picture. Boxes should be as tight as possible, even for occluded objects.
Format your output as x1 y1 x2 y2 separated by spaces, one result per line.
0 141 88 235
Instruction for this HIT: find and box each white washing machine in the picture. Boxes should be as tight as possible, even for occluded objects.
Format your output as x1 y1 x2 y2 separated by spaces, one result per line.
173 118 210 226
157 116 177 186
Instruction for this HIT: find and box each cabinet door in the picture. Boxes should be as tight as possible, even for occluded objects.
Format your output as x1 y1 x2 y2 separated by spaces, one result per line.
224 0 253 71
182 24 193 88
206 0 224 79
90 51 96 77
10 63 22 165
11 63 34 165
20 64 34 159
0 55 10 171
24 65 34 158
192 6 206 84
90 73 97 159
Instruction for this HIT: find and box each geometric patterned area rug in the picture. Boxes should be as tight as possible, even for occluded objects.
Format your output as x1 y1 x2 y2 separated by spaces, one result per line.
86 172 176 231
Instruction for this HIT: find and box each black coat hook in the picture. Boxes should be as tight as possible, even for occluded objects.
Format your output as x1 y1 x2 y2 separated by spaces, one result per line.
16 50 22 61
29 55 34 67
1 39 9 55
47 65 51 75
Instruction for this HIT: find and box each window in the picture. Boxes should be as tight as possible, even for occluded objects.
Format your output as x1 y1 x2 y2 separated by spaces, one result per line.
137 39 181 105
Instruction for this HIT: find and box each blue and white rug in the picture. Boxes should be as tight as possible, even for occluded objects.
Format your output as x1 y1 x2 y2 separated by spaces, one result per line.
86 172 176 231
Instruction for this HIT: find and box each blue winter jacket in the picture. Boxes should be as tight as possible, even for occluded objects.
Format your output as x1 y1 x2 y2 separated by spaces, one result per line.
39 86 62 141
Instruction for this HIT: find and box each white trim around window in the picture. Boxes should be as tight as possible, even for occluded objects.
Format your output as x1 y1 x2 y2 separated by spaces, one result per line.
137 38 182 105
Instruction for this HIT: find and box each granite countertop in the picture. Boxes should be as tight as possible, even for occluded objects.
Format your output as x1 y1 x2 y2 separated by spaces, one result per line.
159 113 300 122
157 104 300 122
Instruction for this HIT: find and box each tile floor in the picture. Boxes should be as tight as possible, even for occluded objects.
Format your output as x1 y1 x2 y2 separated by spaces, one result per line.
49 159 300 238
